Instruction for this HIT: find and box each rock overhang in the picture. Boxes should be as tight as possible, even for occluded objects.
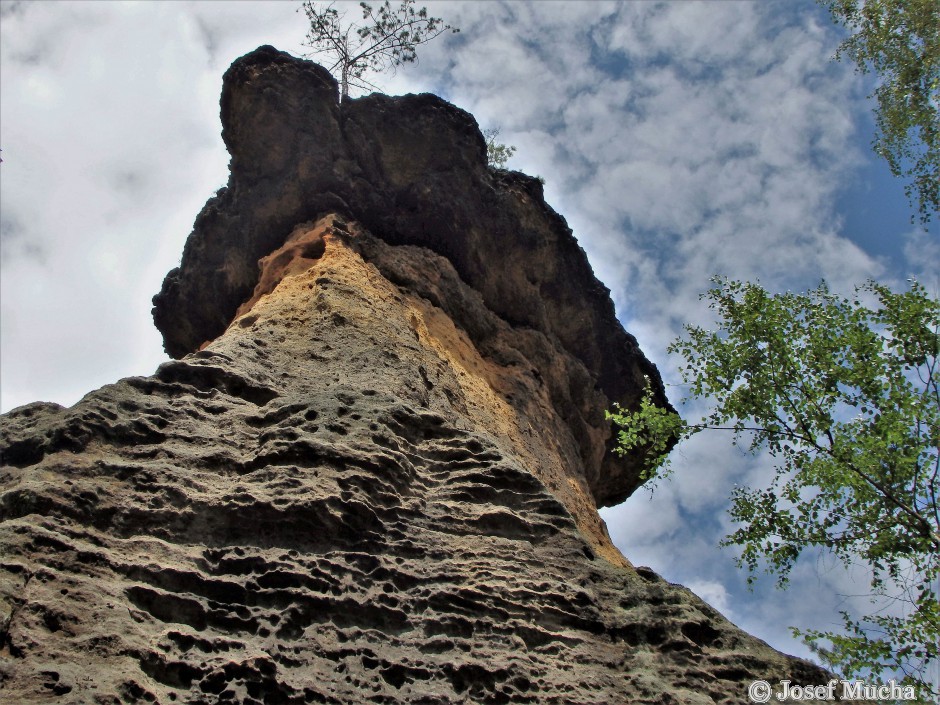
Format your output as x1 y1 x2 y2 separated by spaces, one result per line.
151 44 674 506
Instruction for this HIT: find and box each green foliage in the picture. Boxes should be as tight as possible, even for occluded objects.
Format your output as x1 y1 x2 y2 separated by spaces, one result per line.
606 380 683 486
610 277 939 697
300 0 458 99
820 0 939 222
482 127 517 169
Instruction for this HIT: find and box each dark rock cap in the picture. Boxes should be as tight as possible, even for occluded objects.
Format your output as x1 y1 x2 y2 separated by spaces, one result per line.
152 45 672 506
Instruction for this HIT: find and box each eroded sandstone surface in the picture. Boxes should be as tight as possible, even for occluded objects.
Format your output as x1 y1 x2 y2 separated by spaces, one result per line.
2 46 834 704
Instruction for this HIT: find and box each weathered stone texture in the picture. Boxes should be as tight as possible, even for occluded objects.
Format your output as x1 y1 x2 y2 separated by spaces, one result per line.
1 46 838 704
152 44 663 508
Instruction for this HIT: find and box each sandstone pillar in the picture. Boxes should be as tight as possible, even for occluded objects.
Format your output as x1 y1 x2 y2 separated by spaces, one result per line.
1 46 835 704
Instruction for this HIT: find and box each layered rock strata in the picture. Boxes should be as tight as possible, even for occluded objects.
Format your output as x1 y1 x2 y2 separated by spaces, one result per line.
151 45 665 510
2 46 836 704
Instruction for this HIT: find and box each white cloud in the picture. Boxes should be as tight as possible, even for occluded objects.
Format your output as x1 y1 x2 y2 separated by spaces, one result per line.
413 2 884 374
686 579 732 617
0 0 303 412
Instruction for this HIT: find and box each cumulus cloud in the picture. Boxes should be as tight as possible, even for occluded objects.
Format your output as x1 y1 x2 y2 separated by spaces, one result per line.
412 1 885 358
0 1 302 411
686 579 733 617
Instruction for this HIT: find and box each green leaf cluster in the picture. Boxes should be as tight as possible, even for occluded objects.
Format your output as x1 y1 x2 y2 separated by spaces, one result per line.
606 379 683 486
611 277 939 697
300 0 458 99
821 0 939 222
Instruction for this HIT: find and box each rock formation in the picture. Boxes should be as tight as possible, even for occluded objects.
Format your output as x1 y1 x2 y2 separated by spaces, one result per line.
2 46 836 704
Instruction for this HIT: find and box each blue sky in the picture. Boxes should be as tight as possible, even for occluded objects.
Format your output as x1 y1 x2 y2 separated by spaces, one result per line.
1 0 937 670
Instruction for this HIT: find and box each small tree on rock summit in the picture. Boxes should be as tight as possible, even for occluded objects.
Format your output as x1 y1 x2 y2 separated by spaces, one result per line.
300 0 458 100
483 128 517 169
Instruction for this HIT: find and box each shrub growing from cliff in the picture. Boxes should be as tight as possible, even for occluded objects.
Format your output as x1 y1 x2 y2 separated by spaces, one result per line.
609 277 939 699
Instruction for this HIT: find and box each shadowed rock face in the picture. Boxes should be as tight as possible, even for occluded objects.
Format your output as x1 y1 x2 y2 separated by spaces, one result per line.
152 44 663 509
1 46 837 704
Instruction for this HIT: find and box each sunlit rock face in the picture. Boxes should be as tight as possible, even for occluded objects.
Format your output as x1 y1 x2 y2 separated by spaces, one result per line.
1 46 832 704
